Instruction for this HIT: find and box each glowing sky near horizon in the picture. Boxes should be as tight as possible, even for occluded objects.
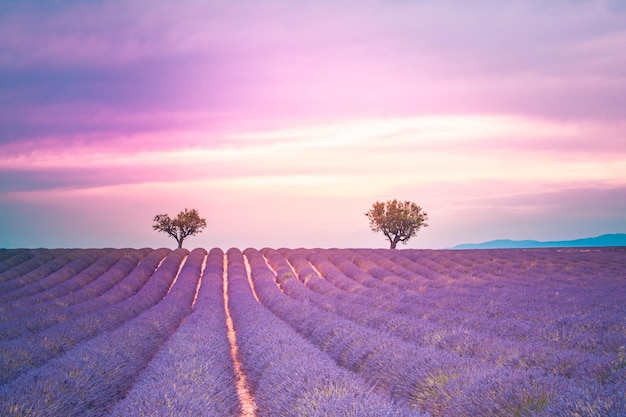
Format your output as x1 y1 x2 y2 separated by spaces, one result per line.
1 0 625 249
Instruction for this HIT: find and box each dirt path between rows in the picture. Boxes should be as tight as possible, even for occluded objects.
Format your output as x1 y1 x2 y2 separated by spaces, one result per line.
223 255 257 417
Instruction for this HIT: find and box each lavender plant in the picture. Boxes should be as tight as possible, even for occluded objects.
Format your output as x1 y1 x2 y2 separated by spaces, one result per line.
0 249 183 384
0 247 623 417
0 248 203 416
0 248 161 341
106 248 241 417
0 250 38 275
0 249 61 284
247 248 626 415
0 249 94 297
230 248 425 417
0 249 127 312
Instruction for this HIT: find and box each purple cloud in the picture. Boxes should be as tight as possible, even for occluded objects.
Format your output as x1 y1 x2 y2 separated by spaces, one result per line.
1 0 625 248
2 0 625 146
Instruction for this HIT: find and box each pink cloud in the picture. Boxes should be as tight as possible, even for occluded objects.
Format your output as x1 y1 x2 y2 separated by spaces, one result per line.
3 0 625 129
2 0 626 248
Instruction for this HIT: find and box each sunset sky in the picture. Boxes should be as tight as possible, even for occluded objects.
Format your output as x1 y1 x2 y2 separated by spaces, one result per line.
1 0 625 249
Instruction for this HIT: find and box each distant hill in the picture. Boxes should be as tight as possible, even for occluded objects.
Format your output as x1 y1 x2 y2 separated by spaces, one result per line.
452 233 626 249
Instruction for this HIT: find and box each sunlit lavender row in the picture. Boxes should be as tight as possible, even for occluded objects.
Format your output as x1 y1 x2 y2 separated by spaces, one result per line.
0 247 624 416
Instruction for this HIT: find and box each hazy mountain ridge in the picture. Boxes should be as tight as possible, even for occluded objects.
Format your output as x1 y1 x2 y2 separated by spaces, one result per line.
452 233 626 249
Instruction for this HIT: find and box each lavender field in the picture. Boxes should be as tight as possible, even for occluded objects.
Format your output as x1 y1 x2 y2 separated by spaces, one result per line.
0 246 624 416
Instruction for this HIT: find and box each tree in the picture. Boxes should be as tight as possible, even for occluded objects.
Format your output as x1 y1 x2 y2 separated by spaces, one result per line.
365 199 428 249
153 208 207 248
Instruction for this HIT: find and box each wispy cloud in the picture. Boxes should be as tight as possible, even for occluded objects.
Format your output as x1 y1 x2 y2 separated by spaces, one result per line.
2 114 624 196
2 0 626 142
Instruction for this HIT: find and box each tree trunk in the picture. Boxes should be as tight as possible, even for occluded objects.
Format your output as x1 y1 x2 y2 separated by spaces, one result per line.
177 239 183 249
389 235 402 249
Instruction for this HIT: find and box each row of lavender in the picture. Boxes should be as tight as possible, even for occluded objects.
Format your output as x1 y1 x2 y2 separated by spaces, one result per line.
225 247 422 416
0 247 420 416
254 247 625 416
0 247 624 416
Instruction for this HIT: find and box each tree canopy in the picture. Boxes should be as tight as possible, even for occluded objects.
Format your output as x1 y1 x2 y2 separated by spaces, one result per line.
365 199 428 249
153 208 207 248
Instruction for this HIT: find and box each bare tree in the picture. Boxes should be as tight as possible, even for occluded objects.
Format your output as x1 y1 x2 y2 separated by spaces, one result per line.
153 208 207 248
365 199 428 249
